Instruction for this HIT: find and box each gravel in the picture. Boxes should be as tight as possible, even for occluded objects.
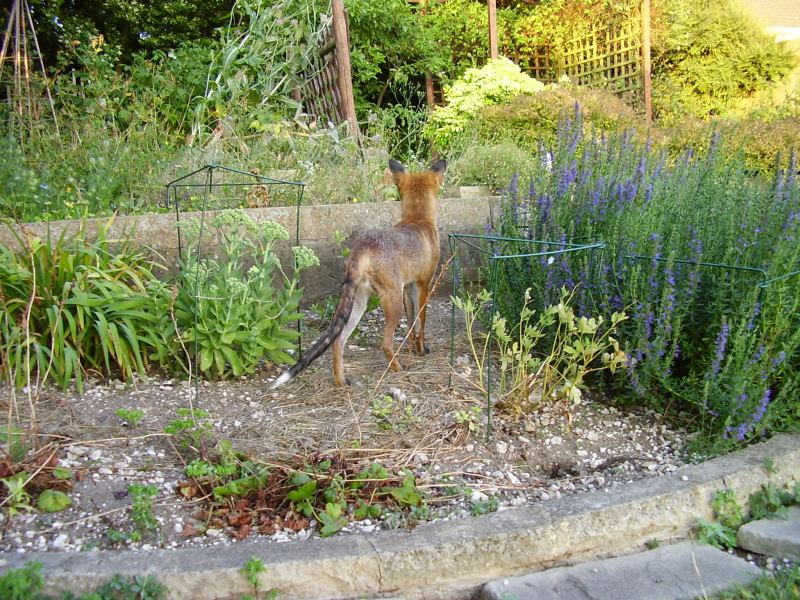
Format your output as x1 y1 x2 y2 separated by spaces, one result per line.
0 300 689 554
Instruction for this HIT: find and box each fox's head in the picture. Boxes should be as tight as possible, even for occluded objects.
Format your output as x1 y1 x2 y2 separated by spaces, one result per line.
390 159 447 223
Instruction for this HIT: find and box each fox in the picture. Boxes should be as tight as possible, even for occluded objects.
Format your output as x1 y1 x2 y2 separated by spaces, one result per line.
272 159 446 389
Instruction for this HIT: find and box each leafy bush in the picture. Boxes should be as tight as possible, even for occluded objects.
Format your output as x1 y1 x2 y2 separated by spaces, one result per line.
345 0 449 113
454 287 627 419
0 222 175 393
474 85 648 149
652 0 797 124
665 115 800 175
489 112 799 452
425 57 546 152
448 143 536 191
174 210 318 379
191 0 326 140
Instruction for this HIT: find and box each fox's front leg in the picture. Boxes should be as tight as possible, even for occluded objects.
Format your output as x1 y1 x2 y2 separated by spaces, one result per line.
412 279 431 356
403 283 420 351
380 290 404 372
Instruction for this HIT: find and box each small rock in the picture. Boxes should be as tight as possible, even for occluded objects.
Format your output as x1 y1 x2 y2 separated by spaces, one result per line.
495 442 508 455
470 491 489 504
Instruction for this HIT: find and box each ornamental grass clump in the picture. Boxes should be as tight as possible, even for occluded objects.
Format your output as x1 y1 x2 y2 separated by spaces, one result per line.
0 221 174 393
490 108 799 452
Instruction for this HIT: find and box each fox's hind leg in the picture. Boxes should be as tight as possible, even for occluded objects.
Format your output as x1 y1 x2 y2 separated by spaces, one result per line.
332 284 371 386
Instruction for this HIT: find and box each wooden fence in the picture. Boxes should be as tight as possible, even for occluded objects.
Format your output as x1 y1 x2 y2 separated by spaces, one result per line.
299 0 357 136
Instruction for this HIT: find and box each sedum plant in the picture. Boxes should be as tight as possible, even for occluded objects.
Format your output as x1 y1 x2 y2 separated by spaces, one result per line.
175 209 318 379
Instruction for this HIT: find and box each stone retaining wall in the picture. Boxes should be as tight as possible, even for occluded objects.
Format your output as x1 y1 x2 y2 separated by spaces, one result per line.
0 197 498 302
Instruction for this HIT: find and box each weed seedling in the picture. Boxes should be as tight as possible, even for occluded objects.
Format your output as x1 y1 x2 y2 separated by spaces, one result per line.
241 555 278 599
470 495 500 516
164 407 213 452
115 408 145 426
128 483 159 542
0 472 34 518
454 406 482 433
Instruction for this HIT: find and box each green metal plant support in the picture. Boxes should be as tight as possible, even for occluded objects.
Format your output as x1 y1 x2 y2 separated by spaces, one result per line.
448 233 605 440
165 165 306 409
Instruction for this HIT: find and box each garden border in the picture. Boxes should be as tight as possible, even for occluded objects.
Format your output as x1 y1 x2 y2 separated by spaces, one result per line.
2 433 798 599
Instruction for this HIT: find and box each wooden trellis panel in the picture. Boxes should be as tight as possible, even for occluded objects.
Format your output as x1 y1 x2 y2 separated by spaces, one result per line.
559 11 643 95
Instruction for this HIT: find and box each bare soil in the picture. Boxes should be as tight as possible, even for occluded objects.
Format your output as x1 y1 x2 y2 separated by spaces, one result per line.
0 300 687 554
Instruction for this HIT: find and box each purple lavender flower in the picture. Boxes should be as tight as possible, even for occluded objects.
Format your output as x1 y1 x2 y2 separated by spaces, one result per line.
707 322 730 380
750 388 772 425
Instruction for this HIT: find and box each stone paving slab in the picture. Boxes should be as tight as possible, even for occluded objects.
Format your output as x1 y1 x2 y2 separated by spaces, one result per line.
737 505 800 561
480 541 762 600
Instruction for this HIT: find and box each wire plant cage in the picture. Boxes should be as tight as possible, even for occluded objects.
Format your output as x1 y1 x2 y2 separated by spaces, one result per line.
448 232 606 438
165 165 306 259
164 165 307 405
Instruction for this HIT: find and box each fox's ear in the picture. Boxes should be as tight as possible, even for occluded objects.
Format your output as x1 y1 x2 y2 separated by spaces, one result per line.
430 159 447 174
388 160 406 174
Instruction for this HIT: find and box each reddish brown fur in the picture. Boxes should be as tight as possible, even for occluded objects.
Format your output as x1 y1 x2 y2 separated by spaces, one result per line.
272 160 446 389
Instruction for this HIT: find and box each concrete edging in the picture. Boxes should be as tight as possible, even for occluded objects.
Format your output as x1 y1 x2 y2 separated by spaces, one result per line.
2 433 798 599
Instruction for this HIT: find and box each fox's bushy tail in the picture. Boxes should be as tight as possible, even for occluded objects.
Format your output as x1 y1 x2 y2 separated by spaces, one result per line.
271 273 356 389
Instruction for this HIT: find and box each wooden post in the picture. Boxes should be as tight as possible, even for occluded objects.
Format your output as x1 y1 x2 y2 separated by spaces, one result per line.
425 73 435 109
332 0 358 137
641 0 652 126
488 0 498 60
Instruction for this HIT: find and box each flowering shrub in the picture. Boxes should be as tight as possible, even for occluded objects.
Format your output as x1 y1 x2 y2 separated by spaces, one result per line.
491 108 799 452
424 57 546 152
175 210 318 379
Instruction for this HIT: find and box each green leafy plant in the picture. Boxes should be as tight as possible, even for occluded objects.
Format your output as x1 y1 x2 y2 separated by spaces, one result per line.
749 483 793 522
175 210 317 379
164 408 214 453
696 517 738 549
127 483 159 543
115 408 145 427
715 563 800 600
369 395 415 431
88 574 167 600
454 406 482 434
36 489 72 513
1 472 34 519
0 222 176 393
454 287 628 419
0 561 45 600
470 494 500 516
240 555 277 600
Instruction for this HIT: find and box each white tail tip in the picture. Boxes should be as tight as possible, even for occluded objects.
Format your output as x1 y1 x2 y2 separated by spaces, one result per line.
271 371 291 389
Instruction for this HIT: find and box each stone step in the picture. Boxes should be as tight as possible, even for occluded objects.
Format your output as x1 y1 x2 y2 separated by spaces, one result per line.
480 541 762 600
737 505 800 561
